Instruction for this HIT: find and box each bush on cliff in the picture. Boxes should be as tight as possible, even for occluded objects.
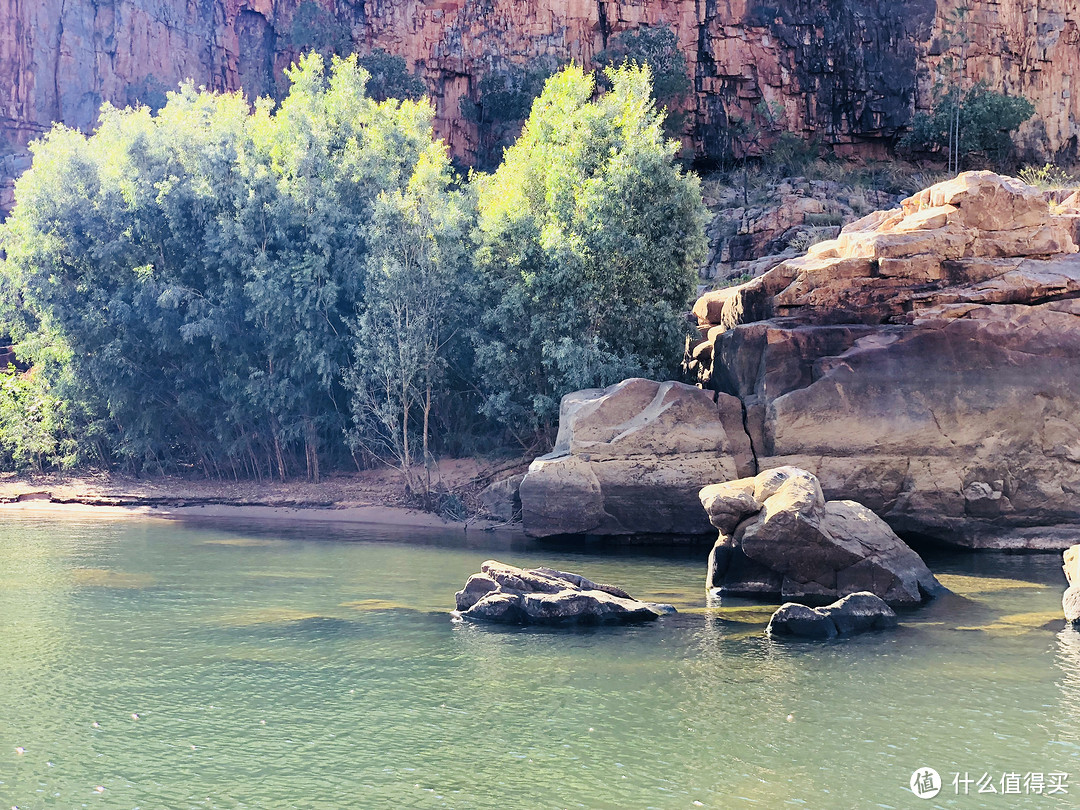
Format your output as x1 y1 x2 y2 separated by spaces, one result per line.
471 63 708 446
902 83 1035 170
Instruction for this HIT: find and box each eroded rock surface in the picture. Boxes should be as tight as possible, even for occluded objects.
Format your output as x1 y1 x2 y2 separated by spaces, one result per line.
767 592 899 639
700 467 942 607
453 560 675 625
519 378 754 538
690 172 1080 550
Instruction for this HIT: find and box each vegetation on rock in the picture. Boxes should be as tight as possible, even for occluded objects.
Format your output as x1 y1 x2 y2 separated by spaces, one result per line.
901 83 1035 170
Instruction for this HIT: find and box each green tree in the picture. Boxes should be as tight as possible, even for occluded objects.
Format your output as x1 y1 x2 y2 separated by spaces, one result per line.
357 50 426 103
290 1 351 57
345 128 472 498
902 82 1035 170
0 54 450 479
460 63 556 169
595 25 692 138
471 63 707 446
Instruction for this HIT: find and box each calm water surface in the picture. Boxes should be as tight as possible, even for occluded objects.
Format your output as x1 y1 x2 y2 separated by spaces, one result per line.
0 516 1077 809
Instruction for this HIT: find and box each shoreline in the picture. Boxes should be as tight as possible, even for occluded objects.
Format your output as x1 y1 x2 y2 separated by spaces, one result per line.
0 498 503 530
0 461 528 533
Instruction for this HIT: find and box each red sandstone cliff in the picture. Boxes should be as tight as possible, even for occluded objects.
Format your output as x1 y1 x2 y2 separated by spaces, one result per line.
0 0 1077 165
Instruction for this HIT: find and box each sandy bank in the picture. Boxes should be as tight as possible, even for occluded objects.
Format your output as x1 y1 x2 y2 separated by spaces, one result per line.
0 459 528 533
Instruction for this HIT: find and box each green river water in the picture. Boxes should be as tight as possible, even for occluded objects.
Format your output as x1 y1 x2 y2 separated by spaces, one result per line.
0 515 1077 809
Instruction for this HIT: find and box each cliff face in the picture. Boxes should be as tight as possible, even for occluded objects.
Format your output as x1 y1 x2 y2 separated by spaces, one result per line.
0 0 1077 165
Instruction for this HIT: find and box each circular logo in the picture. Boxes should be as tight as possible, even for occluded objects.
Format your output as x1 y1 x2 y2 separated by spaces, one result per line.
910 767 942 799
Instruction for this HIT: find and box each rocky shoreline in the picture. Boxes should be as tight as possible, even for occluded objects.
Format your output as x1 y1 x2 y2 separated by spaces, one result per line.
517 173 1080 552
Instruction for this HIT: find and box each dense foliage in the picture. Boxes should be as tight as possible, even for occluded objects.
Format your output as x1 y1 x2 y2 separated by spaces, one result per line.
902 84 1035 169
471 64 707 443
0 59 707 479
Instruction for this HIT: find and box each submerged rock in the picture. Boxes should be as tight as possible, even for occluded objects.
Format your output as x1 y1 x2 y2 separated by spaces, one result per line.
700 467 943 608
767 592 898 639
453 560 675 626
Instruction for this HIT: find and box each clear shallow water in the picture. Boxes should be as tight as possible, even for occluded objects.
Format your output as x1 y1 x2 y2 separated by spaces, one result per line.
0 517 1077 810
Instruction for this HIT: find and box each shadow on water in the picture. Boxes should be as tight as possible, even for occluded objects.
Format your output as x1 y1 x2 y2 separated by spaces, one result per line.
172 515 714 560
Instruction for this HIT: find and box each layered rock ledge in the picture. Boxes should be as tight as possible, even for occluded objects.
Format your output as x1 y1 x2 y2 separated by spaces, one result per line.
687 172 1080 550
453 560 675 625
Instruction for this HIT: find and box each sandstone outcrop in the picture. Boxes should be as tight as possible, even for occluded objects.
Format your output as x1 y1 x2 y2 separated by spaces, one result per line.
518 378 754 538
453 560 675 625
478 474 525 523
767 592 899 639
700 467 942 607
701 178 901 282
2 0 1079 179
689 172 1080 550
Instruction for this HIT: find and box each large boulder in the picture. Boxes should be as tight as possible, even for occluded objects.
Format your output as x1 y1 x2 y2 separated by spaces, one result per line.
519 378 754 538
453 560 675 625
690 172 1080 549
700 467 943 607
767 592 899 639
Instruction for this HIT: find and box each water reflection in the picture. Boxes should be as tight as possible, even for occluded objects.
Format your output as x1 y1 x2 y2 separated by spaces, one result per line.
1055 627 1080 744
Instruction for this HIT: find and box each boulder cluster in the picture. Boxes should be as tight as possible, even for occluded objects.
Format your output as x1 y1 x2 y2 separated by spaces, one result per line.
517 173 1080 549
700 466 942 608
518 378 752 538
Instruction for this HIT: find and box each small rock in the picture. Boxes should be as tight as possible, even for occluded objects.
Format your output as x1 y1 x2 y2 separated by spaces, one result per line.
767 591 897 639
479 474 524 522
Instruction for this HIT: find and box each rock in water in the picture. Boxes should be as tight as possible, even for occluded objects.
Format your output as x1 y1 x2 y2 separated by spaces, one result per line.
453 560 675 626
700 467 943 608
1064 546 1080 624
519 378 754 538
1065 545 1080 587
767 592 899 639
1064 587 1080 625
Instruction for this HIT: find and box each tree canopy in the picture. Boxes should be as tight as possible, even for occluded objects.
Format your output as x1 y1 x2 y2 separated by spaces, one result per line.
0 59 708 479
0 54 459 479
471 63 707 444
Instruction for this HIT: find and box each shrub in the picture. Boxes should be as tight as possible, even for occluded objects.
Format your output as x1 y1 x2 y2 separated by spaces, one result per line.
901 83 1035 170
471 64 707 446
